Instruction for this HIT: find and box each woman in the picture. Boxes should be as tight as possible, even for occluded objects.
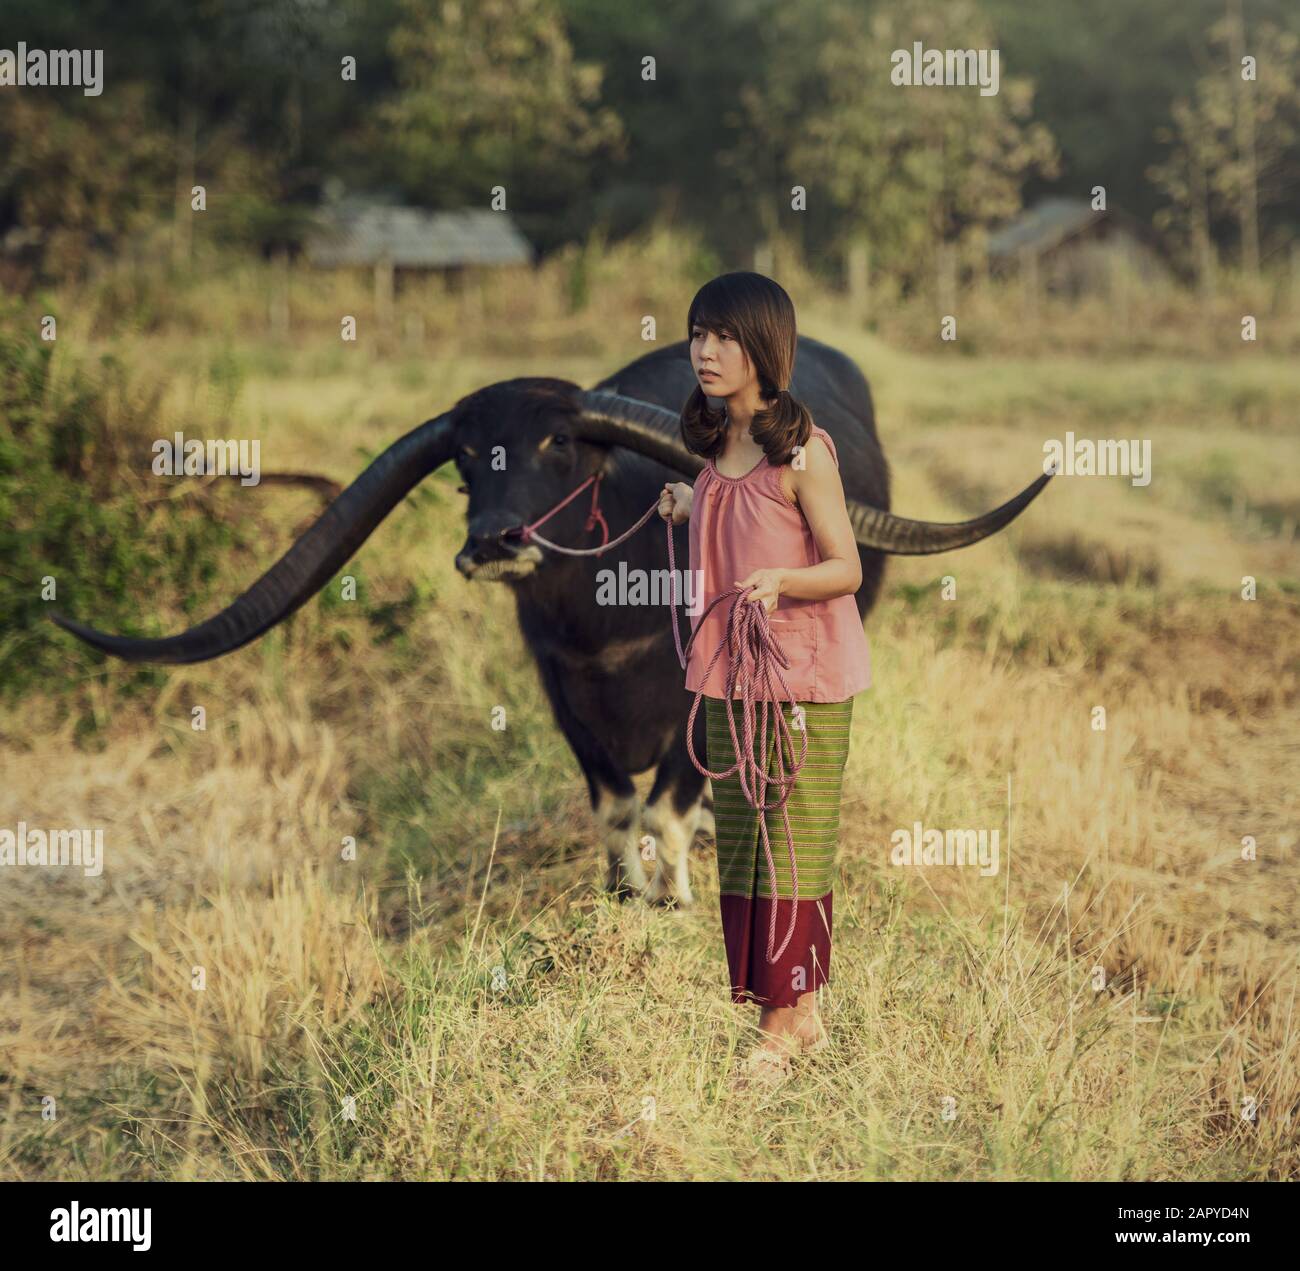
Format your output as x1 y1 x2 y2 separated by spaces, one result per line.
658 271 872 1086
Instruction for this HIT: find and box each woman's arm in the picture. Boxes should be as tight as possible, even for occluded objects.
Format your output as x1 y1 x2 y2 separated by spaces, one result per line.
735 436 861 610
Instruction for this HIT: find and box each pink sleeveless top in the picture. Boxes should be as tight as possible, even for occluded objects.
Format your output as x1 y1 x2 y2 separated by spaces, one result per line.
685 423 872 703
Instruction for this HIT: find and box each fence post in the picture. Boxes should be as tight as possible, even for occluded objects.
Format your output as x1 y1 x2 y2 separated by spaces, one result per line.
937 241 957 317
374 255 394 331
269 249 290 338
1019 247 1038 327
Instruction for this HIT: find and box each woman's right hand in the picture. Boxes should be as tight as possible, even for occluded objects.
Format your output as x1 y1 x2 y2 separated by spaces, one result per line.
659 481 693 525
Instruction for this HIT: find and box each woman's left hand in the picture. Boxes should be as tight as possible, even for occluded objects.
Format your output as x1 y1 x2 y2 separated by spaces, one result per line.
734 568 784 616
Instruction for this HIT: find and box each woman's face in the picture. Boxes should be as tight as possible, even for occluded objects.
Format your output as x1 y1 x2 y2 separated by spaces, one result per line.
690 322 753 400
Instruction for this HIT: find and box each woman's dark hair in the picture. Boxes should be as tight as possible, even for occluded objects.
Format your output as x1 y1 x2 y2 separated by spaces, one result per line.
680 271 812 466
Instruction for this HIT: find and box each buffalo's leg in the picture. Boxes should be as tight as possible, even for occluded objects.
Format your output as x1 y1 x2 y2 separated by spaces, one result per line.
535 656 647 899
641 708 711 907
591 782 648 899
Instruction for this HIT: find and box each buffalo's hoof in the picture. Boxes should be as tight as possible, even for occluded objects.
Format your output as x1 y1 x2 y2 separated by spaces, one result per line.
603 870 644 903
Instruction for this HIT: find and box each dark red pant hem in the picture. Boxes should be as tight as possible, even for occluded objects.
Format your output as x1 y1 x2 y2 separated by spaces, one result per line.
727 981 830 1009
718 891 833 1009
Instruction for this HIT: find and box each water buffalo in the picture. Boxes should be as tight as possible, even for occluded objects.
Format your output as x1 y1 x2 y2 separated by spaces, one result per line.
51 333 1049 904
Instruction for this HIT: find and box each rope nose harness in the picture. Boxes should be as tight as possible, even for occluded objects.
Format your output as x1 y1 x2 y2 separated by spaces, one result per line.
502 473 809 965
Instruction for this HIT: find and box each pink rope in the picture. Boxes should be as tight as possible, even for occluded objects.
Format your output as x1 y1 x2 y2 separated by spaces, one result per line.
507 472 662 556
513 474 809 964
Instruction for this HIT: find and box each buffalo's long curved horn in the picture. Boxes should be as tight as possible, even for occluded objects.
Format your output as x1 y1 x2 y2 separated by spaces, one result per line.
50 413 457 664
840 471 1053 555
576 390 1052 556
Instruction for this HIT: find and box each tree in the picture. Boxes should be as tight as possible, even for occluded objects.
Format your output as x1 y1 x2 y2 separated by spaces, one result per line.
369 0 626 249
0 86 171 281
1149 12 1300 277
724 0 1057 289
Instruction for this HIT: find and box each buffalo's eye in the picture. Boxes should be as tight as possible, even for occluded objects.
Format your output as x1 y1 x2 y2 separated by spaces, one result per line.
551 434 569 447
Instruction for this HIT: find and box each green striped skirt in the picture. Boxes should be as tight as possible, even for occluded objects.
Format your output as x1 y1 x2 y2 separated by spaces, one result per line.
705 696 854 1009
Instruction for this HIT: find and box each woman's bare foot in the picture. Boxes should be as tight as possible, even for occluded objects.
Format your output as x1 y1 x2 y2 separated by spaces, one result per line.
758 991 823 1051
732 1044 792 1090
755 1031 801 1058
790 1015 828 1051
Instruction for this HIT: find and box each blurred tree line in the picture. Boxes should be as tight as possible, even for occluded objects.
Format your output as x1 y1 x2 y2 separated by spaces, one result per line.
0 0 1297 291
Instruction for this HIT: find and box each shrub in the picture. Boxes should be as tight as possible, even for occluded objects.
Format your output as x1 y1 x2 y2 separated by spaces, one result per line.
0 302 243 702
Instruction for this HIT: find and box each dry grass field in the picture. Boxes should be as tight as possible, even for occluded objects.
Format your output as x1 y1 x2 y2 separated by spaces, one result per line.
2 258 1297 1180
